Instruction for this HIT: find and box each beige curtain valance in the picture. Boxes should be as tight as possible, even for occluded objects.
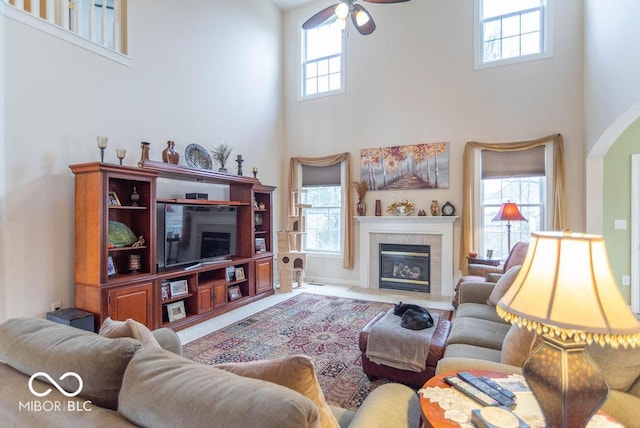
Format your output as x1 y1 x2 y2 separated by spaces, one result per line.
289 153 354 270
460 134 566 274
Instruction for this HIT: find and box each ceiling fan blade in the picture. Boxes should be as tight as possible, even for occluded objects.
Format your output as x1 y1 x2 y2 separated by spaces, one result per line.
363 0 410 3
351 4 376 35
302 4 338 30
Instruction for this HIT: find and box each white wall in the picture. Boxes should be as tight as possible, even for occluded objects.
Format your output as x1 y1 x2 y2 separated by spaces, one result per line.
584 0 640 233
584 0 640 153
0 0 284 322
283 0 585 285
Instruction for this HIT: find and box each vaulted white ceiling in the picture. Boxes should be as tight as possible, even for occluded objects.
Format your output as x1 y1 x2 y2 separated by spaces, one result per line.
271 0 316 11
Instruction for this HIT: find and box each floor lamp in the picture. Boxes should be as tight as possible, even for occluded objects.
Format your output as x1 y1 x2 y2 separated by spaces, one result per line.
492 201 527 253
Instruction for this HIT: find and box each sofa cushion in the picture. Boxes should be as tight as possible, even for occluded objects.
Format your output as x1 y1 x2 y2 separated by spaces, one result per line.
215 355 339 428
446 317 511 350
0 318 140 410
500 324 542 367
586 343 640 393
454 303 503 324
442 343 502 362
487 265 521 306
118 348 321 428
99 317 161 348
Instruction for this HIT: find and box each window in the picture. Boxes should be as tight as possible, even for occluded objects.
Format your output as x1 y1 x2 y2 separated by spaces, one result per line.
301 21 344 98
479 146 548 259
301 164 343 253
475 0 552 68
303 187 342 253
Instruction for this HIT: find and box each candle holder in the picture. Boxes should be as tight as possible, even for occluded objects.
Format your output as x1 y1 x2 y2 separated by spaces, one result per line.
252 167 258 179
116 149 126 165
236 155 244 176
97 136 108 162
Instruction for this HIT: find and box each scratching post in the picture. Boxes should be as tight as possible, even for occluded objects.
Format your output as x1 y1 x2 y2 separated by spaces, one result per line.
277 189 310 292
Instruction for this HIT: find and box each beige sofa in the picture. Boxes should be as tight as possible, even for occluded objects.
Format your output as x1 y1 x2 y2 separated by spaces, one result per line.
0 318 420 428
437 278 640 427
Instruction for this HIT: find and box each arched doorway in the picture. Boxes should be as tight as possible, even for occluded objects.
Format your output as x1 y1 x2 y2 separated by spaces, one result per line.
586 102 640 314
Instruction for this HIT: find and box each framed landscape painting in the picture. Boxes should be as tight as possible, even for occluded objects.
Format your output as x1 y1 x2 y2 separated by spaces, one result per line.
360 142 449 190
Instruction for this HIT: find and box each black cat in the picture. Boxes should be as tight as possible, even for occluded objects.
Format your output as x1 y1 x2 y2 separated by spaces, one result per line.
393 302 434 330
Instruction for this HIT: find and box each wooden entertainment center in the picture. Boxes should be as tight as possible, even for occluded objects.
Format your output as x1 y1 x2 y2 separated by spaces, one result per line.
69 161 275 331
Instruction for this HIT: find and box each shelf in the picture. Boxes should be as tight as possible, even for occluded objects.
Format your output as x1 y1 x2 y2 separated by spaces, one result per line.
157 198 250 206
254 230 268 235
108 245 148 252
226 279 248 287
109 205 148 210
161 293 194 305
142 160 259 186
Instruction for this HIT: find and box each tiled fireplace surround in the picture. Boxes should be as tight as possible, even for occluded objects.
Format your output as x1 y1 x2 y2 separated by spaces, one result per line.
356 216 457 297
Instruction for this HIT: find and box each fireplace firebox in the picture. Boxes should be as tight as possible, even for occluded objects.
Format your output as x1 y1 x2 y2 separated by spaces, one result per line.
379 243 430 293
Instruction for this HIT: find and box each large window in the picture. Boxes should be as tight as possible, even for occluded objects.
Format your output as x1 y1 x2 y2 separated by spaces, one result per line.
479 146 548 259
303 186 342 253
475 0 551 68
301 21 344 98
300 163 343 253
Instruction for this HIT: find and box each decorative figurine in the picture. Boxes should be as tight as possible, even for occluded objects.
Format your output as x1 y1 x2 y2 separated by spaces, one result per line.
236 154 244 176
130 187 140 206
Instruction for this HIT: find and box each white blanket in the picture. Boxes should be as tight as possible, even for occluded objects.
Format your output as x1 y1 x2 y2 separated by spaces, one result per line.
366 308 439 372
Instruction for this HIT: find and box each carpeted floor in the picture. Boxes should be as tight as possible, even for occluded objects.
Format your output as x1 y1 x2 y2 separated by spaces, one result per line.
183 292 451 411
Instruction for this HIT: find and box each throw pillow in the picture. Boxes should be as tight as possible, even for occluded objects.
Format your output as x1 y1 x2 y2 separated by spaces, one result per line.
500 323 542 367
486 265 522 306
586 343 640 392
99 317 161 348
215 355 339 428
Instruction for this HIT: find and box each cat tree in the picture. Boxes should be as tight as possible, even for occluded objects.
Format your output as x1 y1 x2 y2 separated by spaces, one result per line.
277 189 311 292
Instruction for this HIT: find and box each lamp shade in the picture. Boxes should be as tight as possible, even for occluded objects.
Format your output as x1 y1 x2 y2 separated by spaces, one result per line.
492 201 527 222
497 231 640 348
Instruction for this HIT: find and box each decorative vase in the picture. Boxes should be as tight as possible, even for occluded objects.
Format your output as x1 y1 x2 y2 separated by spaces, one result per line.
357 200 366 216
131 187 140 207
162 141 179 164
430 200 440 216
138 142 150 167
375 200 382 216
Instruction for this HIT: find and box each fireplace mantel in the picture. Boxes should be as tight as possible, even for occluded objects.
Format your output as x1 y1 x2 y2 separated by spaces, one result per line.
355 216 457 296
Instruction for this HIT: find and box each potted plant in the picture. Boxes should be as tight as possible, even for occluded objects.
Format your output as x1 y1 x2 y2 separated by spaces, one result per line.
352 180 368 216
211 143 232 172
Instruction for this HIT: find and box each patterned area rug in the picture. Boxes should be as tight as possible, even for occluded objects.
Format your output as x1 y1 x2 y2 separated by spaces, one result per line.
183 292 452 411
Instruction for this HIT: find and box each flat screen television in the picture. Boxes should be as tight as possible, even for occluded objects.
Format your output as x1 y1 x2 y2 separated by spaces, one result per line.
157 203 237 270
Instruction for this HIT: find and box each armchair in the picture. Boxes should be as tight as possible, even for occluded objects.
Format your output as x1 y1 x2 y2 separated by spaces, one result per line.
453 241 528 307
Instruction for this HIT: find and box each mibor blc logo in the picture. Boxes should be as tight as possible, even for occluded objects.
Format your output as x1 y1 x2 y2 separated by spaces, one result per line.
19 371 92 412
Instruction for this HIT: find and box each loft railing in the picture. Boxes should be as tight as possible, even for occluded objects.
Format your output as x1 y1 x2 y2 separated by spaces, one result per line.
4 0 127 55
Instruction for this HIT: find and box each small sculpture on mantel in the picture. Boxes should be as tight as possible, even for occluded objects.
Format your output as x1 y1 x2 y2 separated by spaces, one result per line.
236 154 244 176
162 141 179 164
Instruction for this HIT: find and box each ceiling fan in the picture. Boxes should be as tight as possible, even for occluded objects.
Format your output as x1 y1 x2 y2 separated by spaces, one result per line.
302 0 410 36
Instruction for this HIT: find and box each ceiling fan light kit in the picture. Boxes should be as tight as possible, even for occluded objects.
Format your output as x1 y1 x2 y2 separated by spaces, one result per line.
302 0 410 36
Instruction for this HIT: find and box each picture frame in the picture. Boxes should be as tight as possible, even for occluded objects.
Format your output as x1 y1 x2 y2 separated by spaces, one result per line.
169 279 189 298
228 285 242 301
226 266 236 282
235 266 245 281
161 283 170 301
255 237 266 253
107 191 121 206
166 300 186 322
107 255 118 278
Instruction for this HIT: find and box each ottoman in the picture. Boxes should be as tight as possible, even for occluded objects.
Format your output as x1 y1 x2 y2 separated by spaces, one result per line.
359 311 451 388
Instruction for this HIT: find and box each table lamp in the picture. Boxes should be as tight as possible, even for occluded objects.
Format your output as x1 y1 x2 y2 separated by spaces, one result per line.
492 201 527 253
497 231 640 428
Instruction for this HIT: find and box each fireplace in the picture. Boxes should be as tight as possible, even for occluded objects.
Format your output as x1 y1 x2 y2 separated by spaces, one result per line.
379 243 430 293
